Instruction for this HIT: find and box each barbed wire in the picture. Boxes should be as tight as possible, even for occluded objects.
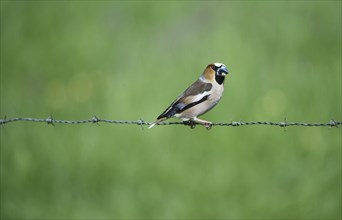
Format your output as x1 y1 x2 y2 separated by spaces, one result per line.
0 115 340 129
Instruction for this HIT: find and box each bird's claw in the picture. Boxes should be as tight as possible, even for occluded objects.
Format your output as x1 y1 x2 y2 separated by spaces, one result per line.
184 120 197 129
204 122 212 130
183 120 212 130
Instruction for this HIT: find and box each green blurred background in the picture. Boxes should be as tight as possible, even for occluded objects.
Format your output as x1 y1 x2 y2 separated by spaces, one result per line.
1 1 341 219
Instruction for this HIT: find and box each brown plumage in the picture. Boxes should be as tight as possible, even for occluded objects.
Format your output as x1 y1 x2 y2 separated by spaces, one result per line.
149 62 229 129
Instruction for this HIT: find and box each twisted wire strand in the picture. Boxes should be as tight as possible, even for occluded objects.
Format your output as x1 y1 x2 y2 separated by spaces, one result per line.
0 116 340 128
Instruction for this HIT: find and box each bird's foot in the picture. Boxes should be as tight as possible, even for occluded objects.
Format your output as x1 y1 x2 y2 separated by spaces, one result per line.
183 120 197 129
194 118 212 130
203 122 213 130
184 118 212 130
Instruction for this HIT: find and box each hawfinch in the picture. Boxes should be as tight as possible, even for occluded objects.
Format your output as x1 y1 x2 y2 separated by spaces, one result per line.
149 62 229 129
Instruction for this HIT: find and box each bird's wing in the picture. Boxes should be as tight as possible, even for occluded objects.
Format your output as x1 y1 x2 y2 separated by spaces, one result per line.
156 80 212 120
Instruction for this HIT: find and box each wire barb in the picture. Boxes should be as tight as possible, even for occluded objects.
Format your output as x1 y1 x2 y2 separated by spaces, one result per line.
329 119 339 128
91 115 100 126
138 118 145 130
46 115 54 126
0 116 340 129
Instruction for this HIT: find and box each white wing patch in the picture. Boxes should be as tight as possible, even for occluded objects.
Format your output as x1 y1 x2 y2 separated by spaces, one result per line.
190 91 211 103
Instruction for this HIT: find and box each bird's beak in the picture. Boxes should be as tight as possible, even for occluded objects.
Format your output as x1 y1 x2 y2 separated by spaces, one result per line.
219 65 228 76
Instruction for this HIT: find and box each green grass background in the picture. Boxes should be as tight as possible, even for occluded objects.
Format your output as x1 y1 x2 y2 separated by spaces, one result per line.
1 1 341 219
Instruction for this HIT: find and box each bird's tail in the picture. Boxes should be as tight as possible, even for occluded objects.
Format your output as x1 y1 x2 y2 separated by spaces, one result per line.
149 118 166 129
148 123 157 129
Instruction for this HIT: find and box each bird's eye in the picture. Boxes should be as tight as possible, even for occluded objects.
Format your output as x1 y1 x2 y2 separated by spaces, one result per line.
211 65 219 71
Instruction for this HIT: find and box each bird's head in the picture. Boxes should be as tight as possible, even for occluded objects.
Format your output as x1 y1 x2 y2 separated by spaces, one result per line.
203 62 229 85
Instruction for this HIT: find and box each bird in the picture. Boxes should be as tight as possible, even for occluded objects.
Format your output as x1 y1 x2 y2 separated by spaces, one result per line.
149 62 229 129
